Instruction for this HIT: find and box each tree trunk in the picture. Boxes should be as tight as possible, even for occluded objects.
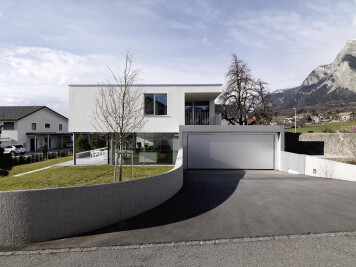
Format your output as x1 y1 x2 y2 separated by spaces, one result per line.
119 142 123 182
114 149 118 183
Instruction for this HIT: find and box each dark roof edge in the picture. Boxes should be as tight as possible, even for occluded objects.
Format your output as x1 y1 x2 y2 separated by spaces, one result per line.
68 83 223 87
16 106 45 120
4 106 68 121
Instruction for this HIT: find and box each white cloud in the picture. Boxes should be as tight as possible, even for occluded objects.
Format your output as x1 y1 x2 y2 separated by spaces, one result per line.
202 37 209 45
0 47 123 116
0 46 225 116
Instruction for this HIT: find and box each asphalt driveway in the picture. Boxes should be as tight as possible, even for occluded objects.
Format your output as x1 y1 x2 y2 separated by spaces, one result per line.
10 170 356 251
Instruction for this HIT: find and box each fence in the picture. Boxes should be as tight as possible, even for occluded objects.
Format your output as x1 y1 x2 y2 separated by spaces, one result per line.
185 112 221 125
12 149 73 166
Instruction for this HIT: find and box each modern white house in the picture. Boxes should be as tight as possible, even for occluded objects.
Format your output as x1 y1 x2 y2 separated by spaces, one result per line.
69 84 286 169
0 106 71 151
69 84 223 165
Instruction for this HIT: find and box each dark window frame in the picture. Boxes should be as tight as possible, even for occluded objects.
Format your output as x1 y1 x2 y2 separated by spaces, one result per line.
32 123 37 131
59 124 62 131
3 122 15 130
144 94 167 116
45 123 50 129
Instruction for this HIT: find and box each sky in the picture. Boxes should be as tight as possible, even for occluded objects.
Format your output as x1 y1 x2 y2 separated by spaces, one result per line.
0 0 355 116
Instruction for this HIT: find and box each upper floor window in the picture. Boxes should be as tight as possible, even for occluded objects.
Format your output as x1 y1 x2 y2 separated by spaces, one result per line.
144 94 167 115
59 124 62 131
32 123 36 130
3 122 14 130
45 123 50 129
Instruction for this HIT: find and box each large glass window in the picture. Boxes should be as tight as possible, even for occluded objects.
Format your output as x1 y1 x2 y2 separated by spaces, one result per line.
144 94 154 115
155 94 167 115
144 94 167 115
185 101 210 125
3 122 14 130
110 133 178 165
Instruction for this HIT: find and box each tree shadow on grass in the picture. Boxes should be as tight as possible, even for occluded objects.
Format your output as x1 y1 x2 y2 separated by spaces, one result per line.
81 169 245 235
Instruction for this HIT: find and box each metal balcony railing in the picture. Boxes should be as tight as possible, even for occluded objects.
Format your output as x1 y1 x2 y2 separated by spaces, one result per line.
185 112 221 125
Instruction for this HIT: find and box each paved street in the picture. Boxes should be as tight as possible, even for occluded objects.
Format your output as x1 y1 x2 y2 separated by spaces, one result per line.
1 234 356 266
2 170 356 265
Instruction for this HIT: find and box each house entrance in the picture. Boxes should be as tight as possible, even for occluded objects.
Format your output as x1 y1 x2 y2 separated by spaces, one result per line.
30 138 35 151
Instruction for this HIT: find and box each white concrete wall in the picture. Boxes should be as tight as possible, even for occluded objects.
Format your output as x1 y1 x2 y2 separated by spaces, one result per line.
0 121 18 144
280 152 356 182
280 151 305 174
305 156 356 182
0 148 183 247
69 85 222 133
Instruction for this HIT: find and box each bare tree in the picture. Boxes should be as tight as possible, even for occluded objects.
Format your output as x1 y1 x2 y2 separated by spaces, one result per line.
219 54 275 125
92 52 146 182
252 79 275 125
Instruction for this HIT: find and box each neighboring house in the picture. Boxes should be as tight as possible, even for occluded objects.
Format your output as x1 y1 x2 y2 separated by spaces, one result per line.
0 106 71 151
69 84 223 165
311 116 320 124
338 112 351 121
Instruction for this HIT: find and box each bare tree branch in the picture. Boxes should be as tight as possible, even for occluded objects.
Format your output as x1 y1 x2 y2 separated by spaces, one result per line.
91 51 146 182
219 54 275 125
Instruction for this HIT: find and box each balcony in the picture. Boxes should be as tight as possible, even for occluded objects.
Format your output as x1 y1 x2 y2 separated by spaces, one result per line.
185 112 221 125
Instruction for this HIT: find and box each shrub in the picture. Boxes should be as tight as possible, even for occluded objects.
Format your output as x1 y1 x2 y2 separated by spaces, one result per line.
323 127 336 133
0 147 13 176
90 134 107 149
76 135 91 152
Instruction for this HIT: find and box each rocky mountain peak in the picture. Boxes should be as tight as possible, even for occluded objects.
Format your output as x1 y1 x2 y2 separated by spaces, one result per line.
271 40 356 109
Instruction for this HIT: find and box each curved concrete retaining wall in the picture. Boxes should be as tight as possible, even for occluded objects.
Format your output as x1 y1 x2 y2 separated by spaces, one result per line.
0 149 183 247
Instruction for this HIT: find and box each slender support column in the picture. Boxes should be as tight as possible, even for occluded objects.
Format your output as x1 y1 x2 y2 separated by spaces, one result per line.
209 99 215 125
131 151 133 180
34 136 37 152
47 134 50 150
73 133 77 165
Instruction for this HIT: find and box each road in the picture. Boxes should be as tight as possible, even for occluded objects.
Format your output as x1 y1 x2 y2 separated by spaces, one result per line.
2 170 356 265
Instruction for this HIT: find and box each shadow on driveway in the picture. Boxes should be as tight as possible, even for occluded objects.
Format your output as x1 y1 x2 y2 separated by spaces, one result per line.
83 170 245 235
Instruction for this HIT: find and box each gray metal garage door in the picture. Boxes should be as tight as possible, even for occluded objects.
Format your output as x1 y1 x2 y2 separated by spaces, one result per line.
187 133 275 169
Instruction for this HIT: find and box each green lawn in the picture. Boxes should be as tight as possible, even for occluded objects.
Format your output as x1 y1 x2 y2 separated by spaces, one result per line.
285 121 356 133
0 165 174 191
8 156 73 176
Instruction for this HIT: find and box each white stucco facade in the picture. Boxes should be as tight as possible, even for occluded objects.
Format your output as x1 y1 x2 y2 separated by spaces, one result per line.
0 107 70 151
69 84 223 133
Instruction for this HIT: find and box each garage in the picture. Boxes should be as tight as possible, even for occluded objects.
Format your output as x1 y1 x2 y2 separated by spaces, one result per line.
187 133 275 169
180 125 284 170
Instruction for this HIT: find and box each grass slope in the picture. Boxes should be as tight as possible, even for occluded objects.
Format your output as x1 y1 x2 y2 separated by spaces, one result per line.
0 165 174 191
8 156 73 176
285 121 356 133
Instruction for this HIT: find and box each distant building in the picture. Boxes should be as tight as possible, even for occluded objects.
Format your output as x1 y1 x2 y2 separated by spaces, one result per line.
338 112 351 121
0 106 71 151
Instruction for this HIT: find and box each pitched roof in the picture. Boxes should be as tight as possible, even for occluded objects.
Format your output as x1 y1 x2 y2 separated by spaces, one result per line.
0 106 67 121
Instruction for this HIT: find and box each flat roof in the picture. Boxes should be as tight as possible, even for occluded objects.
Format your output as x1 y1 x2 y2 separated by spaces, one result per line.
68 84 223 87
26 132 72 136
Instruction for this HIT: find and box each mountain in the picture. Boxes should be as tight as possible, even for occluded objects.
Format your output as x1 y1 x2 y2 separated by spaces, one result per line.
272 40 356 110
